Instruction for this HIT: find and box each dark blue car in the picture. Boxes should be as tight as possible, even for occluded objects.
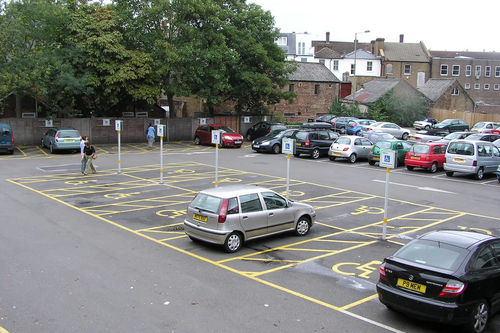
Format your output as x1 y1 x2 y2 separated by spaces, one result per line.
251 129 298 154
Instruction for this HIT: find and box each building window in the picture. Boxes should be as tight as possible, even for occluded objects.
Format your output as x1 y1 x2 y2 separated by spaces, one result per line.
452 65 460 76
465 83 471 90
486 66 491 77
275 37 287 45
300 58 307 62
299 42 305 55
496 66 500 77
386 64 393 74
452 87 459 95
351 64 355 75
440 64 448 75
475 65 481 77
485 84 490 90
333 60 339 71
314 84 320 95
367 61 373 71
474 83 480 90
319 59 325 65
466 65 472 76
404 64 411 75
289 84 294 92
494 84 500 90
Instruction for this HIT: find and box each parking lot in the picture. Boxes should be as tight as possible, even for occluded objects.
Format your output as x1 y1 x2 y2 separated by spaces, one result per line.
2 141 500 332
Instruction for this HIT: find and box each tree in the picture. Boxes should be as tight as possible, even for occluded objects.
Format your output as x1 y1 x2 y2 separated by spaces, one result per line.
368 90 428 125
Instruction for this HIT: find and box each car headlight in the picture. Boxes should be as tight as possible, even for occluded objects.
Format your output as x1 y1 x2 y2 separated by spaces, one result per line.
260 141 270 146
224 136 234 141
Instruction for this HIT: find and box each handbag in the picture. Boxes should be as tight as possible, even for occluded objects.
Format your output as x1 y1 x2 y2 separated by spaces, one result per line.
92 151 97 160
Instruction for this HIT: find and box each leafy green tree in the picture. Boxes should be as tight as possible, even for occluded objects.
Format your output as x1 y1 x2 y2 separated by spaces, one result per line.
368 90 428 125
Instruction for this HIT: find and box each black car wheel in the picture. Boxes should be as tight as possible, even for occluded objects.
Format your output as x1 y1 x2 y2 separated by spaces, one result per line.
406 165 414 171
49 143 54 154
272 144 280 154
368 160 376 165
402 132 409 140
224 232 243 253
41 139 45 148
340 127 346 134
295 217 310 236
466 299 489 333
424 125 430 130
194 137 201 145
446 171 454 177
246 133 252 141
329 156 336 161
311 148 320 159
429 162 438 173
348 154 357 163
293 153 300 157
475 167 484 180
444 128 450 133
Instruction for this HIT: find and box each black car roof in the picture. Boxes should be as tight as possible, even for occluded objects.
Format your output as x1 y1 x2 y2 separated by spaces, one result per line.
419 230 496 249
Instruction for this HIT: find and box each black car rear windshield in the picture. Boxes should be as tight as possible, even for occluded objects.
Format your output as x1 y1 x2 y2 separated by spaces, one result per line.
393 239 469 271
191 193 222 214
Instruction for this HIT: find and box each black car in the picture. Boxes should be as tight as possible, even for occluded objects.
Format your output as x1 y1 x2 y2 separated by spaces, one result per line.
245 121 286 141
291 129 339 159
331 117 359 134
251 129 298 154
377 229 500 333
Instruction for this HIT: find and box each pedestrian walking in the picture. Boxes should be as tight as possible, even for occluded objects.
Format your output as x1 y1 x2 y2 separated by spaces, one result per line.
80 135 88 174
146 123 155 150
83 140 97 175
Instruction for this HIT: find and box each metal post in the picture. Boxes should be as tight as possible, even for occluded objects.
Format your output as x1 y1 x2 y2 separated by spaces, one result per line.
352 30 370 109
117 131 121 174
160 136 164 184
286 154 290 199
382 167 390 240
215 144 219 187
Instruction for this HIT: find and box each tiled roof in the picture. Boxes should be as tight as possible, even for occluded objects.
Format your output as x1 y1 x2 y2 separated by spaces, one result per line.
288 62 340 82
383 42 430 62
344 79 402 103
417 78 457 102
315 47 342 59
429 50 500 60
312 41 371 55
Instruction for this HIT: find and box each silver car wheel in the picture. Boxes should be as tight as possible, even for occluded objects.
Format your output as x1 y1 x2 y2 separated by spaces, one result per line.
194 137 201 145
224 233 242 253
349 154 357 163
311 148 320 159
295 218 310 236
469 300 488 333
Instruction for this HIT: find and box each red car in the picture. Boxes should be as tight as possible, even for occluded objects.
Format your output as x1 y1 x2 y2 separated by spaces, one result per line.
404 142 447 173
194 124 243 148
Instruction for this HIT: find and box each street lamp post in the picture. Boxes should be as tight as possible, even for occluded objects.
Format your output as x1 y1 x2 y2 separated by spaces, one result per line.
352 30 370 109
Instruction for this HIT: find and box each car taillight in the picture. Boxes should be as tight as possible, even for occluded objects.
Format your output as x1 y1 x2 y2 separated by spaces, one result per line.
11 132 14 145
379 263 388 281
367 127 372 131
473 160 477 166
305 140 310 147
439 280 466 297
352 123 358 127
331 122 336 126
370 149 373 154
218 198 228 223
55 132 60 142
425 156 431 161
343 147 349 151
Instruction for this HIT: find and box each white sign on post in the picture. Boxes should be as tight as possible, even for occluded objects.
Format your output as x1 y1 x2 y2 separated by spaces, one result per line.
45 120 53 127
103 119 110 126
244 117 250 123
115 120 123 131
157 124 166 137
200 118 207 125
154 119 161 126
211 130 221 145
282 138 295 154
380 150 396 168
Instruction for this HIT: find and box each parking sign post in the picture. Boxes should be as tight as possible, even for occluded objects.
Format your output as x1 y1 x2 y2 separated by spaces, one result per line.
282 138 295 199
157 125 166 184
379 150 396 240
212 130 221 187
115 120 123 174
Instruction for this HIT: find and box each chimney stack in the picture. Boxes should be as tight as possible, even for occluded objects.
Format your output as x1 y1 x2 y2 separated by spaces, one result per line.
399 34 404 43
326 32 330 43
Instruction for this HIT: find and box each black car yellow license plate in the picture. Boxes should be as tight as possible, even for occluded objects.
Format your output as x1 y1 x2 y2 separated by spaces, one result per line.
193 213 207 222
397 278 426 293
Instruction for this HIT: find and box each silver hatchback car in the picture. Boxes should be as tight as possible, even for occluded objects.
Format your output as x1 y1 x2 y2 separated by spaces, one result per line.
328 135 374 163
184 185 316 252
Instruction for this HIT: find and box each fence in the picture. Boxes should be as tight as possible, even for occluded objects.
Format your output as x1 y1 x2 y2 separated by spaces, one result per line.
1 115 272 146
429 108 500 124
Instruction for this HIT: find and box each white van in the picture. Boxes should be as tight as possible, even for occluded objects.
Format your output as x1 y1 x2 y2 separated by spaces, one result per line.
444 139 500 180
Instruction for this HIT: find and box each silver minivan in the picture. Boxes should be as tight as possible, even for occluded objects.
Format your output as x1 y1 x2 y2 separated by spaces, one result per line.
444 139 500 179
184 185 316 252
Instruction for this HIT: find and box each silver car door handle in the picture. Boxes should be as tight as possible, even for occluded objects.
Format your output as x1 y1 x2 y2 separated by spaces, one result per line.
242 216 248 220
269 213 274 216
